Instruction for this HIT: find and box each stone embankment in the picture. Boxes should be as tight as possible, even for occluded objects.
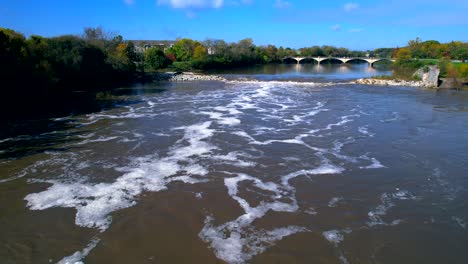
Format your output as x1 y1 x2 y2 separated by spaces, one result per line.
352 78 425 87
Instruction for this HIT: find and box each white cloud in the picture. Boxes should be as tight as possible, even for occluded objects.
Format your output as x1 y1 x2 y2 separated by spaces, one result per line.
344 3 358 12
331 24 341 31
123 0 135 5
157 0 224 9
274 0 290 9
349 28 364 33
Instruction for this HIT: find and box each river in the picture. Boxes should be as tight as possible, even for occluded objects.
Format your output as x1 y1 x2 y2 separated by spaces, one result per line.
1 64 467 264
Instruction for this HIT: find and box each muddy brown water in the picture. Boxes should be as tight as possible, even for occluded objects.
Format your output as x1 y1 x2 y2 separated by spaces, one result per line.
1 64 467 264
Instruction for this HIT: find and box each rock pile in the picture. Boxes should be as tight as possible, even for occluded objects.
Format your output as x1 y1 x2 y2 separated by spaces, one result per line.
168 72 226 82
353 78 424 87
413 65 440 88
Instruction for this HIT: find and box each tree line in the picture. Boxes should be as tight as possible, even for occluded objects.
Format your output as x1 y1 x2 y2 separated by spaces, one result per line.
143 37 467 71
395 38 467 60
144 38 377 71
1 27 142 118
393 38 468 79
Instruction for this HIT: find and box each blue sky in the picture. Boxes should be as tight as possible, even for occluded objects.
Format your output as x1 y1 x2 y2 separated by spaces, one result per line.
1 0 467 50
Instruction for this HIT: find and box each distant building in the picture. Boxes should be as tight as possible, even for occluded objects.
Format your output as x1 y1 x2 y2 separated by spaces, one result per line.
207 47 216 55
128 40 176 53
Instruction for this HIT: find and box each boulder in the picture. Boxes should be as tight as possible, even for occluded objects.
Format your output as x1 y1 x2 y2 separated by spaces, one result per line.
413 66 440 88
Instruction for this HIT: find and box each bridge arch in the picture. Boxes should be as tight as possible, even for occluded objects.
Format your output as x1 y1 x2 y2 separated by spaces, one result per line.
298 58 318 64
372 58 394 63
320 58 344 64
281 57 395 67
282 57 299 64
345 58 370 64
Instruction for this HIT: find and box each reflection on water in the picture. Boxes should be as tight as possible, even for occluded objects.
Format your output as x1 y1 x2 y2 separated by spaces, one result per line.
210 63 391 81
0 70 467 264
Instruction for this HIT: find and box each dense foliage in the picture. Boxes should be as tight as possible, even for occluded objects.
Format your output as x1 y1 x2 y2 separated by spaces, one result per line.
393 38 468 78
0 27 141 117
160 38 374 70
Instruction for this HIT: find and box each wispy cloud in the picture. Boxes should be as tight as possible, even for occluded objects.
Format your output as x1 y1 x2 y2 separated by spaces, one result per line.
123 0 135 6
349 28 364 33
157 0 224 9
274 0 291 9
344 3 358 12
331 24 341 31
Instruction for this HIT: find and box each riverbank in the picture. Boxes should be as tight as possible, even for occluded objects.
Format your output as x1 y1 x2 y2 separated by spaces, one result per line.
353 77 468 89
352 78 425 87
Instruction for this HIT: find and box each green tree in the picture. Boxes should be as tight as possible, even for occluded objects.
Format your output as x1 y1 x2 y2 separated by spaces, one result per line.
193 45 207 60
145 47 167 70
169 38 200 61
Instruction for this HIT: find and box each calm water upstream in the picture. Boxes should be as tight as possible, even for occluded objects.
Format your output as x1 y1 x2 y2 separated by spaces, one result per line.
1 64 467 264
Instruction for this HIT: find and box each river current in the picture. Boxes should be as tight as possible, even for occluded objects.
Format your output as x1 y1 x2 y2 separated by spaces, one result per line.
1 64 467 264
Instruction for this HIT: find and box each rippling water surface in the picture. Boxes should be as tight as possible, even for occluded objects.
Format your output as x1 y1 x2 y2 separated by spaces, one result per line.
1 64 467 264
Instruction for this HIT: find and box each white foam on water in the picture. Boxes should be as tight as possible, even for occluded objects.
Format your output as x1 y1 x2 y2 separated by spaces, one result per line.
380 112 400 123
84 111 159 125
57 238 100 264
305 207 317 215
1 155 75 184
324 115 359 131
358 126 375 137
359 157 385 169
226 79 336 89
332 137 356 153
200 160 346 263
52 116 72 122
322 229 352 264
282 156 301 162
76 133 96 139
212 152 257 168
0 171 28 184
323 230 344 244
328 197 344 207
391 219 404 226
25 121 216 232
391 190 415 200
251 84 272 98
452 217 467 229
200 216 306 264
75 136 119 146
0 137 13 144
213 106 242 115
281 162 344 190
171 121 217 158
428 168 459 201
367 190 415 227
284 102 327 125
339 254 350 264
367 193 394 227
199 170 316 263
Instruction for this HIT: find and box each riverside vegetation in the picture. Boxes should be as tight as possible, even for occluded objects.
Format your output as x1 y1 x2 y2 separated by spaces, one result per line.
1 27 467 119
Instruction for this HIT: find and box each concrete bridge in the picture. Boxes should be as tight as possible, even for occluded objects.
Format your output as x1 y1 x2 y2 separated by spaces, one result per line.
283 57 395 67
